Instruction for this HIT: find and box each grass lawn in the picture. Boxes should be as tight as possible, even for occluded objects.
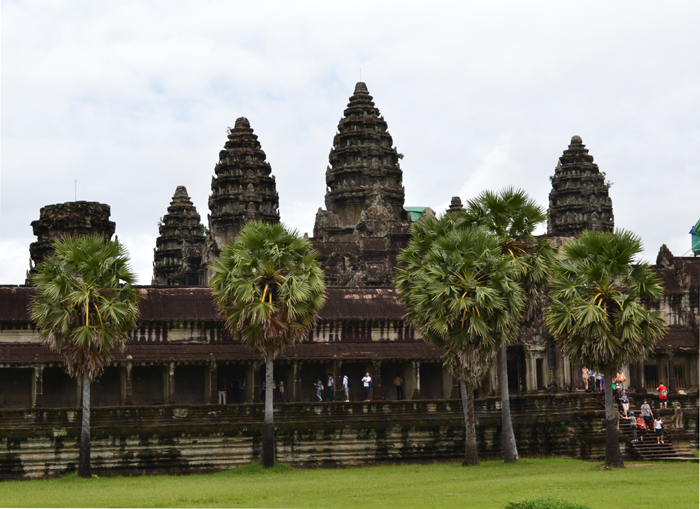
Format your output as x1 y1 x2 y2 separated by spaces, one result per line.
0 458 697 508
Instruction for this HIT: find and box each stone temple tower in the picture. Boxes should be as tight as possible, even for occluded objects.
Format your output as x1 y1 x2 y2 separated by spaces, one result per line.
201 117 280 277
313 83 411 286
547 136 614 237
28 201 116 281
152 186 206 286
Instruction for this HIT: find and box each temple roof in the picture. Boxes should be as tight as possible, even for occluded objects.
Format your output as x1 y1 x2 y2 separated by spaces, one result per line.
0 286 407 323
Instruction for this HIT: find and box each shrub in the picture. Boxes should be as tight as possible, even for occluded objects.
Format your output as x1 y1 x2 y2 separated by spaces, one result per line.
505 498 592 509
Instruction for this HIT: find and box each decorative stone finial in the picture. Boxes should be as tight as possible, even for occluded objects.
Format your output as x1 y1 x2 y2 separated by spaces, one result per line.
656 244 675 268
354 82 369 94
447 197 465 214
570 135 583 145
235 117 251 129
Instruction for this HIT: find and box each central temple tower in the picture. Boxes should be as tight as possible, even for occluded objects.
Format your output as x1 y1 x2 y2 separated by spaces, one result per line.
313 83 411 286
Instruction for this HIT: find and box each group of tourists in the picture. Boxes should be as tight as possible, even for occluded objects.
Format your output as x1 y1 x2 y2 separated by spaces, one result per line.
215 371 408 404
621 399 666 445
582 367 675 446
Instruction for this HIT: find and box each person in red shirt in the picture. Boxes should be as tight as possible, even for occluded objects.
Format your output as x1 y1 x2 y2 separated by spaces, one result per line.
636 416 647 441
657 383 668 409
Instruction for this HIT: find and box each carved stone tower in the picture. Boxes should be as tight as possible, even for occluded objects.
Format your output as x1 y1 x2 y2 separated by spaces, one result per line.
314 82 406 242
28 201 116 279
201 118 280 278
152 186 206 286
547 136 614 237
313 83 411 286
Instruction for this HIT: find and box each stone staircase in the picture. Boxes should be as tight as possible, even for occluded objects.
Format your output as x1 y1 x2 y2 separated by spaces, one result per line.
617 406 698 461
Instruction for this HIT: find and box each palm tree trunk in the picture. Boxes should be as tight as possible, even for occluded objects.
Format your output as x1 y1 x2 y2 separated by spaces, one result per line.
500 344 518 462
78 371 91 478
604 366 624 468
460 380 479 466
261 352 276 468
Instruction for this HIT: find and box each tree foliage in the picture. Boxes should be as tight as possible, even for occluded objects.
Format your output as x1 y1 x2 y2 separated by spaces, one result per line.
545 229 667 372
209 221 326 355
395 215 524 356
29 235 140 381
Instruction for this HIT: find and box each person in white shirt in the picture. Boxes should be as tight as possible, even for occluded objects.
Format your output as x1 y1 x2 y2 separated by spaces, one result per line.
342 374 350 402
362 373 372 401
327 374 335 402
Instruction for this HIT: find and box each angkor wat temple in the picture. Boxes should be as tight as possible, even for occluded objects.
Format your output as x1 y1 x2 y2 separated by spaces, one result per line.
0 84 697 476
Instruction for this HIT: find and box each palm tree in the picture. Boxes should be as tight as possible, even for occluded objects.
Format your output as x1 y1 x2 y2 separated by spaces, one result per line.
29 235 140 478
395 216 524 465
462 187 554 463
545 229 666 467
209 221 326 468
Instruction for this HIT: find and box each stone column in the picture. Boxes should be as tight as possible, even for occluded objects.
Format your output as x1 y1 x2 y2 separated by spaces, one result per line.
167 362 176 404
372 360 382 400
207 360 217 404
441 365 453 399
293 361 303 402
563 356 571 392
243 363 254 403
525 352 535 392
32 364 44 408
668 349 677 394
636 360 646 394
411 361 421 400
689 354 698 391
123 359 133 406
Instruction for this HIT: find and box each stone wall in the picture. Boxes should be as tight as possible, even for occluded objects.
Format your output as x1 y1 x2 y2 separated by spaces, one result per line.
1 394 697 480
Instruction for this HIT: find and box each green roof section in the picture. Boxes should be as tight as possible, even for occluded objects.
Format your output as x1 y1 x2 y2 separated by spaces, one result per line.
404 207 429 222
692 218 700 254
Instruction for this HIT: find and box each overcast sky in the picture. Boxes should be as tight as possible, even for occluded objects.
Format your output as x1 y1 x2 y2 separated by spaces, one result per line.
2 1 698 285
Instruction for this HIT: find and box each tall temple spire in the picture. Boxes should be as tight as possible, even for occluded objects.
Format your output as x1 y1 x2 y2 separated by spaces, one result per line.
547 136 614 237
206 117 280 253
312 83 411 286
152 186 205 286
314 82 406 241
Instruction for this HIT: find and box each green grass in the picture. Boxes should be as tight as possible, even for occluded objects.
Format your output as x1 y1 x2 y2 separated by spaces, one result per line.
0 458 697 508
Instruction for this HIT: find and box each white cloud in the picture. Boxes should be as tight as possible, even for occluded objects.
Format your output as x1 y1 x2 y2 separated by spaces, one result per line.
2 1 699 283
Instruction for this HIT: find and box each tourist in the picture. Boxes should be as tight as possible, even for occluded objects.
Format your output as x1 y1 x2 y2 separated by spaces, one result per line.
636 414 647 441
653 414 665 444
279 380 285 403
582 366 589 391
239 378 246 404
641 399 653 429
588 369 596 393
656 382 668 409
394 373 404 400
217 376 227 405
620 389 630 418
342 374 350 402
599 374 605 395
260 378 266 402
327 374 335 402
616 371 626 390
315 377 323 402
595 371 601 393
623 411 639 442
362 372 372 401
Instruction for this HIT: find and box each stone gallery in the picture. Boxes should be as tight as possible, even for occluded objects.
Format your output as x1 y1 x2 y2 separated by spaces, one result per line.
0 83 697 477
